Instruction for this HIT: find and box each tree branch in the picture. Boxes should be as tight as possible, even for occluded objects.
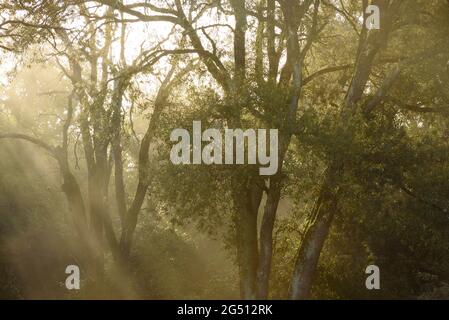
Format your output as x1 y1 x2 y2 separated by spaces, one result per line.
0 133 56 157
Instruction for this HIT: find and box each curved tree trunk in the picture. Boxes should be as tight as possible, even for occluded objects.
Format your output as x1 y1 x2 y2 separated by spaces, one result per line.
289 204 336 299
290 172 338 300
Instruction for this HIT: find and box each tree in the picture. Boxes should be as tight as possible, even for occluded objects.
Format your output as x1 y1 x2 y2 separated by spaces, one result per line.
0 0 194 288
0 0 448 300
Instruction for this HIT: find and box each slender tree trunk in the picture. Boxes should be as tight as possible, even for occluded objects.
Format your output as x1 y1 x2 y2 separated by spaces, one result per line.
228 0 262 300
290 168 338 299
119 105 160 257
59 169 96 266
232 176 263 299
256 176 281 299
289 199 336 299
118 62 183 259
88 166 106 280
255 135 291 299
57 153 88 241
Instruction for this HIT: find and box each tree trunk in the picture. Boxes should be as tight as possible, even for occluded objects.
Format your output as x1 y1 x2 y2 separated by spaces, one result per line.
87 154 110 280
290 170 338 299
232 176 262 299
60 170 95 262
256 175 281 299
119 107 158 257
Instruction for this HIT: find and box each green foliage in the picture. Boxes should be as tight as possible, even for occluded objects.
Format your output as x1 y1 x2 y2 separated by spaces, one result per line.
1 0 448 300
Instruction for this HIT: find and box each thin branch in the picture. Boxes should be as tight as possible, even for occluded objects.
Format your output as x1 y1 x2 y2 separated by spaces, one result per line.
399 183 448 215
302 64 353 86
0 133 56 157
